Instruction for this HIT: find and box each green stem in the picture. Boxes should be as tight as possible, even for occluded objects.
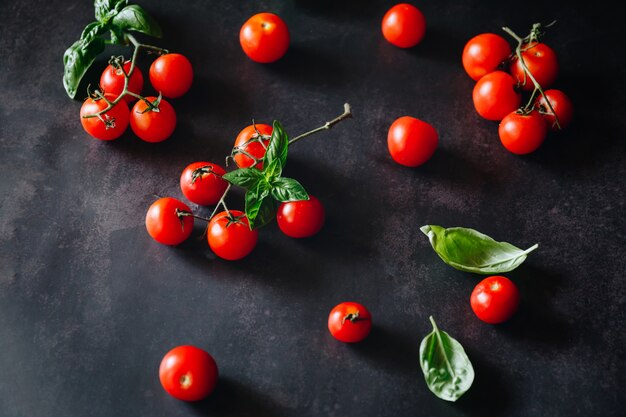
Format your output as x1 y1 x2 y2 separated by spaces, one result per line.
289 103 352 145
208 184 232 220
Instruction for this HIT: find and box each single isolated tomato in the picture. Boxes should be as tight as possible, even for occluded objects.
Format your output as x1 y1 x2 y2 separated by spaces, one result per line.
130 96 177 143
149 53 194 98
99 61 144 103
387 116 438 167
510 42 558 91
535 89 573 131
472 70 521 121
381 3 426 48
276 195 325 238
328 302 372 343
470 276 520 324
233 123 272 169
145 197 193 246
208 210 258 261
499 110 547 155
462 33 511 81
240 13 289 63
80 93 130 141
159 345 219 401
180 162 228 206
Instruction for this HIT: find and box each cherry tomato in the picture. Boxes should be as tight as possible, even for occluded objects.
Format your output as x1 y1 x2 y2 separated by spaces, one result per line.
149 54 193 98
276 195 325 238
99 61 144 103
80 93 130 141
462 33 511 81
208 210 258 261
387 116 438 167
145 197 193 246
159 345 219 401
381 3 426 48
472 71 522 121
498 110 547 155
233 123 272 169
180 162 228 206
240 13 289 63
510 42 558 91
470 276 520 324
535 89 573 131
328 302 372 343
130 96 177 143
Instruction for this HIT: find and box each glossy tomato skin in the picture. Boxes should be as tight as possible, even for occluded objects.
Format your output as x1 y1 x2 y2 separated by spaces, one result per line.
328 302 372 343
159 345 219 401
80 93 130 141
145 197 193 246
99 61 144 103
381 3 426 48
208 210 258 261
470 276 520 324
233 123 272 169
387 116 438 167
510 42 558 91
472 71 522 121
149 54 193 98
130 97 177 143
240 13 289 63
276 195 325 238
499 111 547 155
180 162 228 206
535 89 573 131
462 33 511 81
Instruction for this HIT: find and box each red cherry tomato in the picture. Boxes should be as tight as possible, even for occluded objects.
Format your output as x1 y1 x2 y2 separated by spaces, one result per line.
145 197 193 246
328 302 372 343
535 89 573 131
80 93 130 141
233 124 272 169
149 54 193 98
470 276 520 324
276 195 325 238
208 210 258 261
240 13 289 63
180 162 228 206
381 3 426 48
159 345 219 401
462 33 511 81
99 61 143 103
510 42 558 91
499 110 547 155
387 116 438 167
130 97 177 143
472 71 522 121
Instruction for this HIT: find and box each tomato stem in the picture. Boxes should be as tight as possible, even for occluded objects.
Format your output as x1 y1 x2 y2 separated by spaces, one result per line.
208 183 232 220
288 103 352 145
175 208 212 223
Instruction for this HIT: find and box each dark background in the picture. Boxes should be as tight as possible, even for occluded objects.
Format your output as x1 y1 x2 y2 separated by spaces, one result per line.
1 0 624 416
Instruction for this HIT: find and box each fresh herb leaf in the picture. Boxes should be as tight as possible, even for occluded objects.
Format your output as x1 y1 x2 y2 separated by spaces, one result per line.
222 168 264 189
95 0 127 24
245 181 276 229
270 177 309 202
264 120 288 174
63 35 106 98
112 4 162 38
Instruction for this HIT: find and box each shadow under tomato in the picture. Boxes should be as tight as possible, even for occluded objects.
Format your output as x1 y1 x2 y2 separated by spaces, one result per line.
409 26 469 65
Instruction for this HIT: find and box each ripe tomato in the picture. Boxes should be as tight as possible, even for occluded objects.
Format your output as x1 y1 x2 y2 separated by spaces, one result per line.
535 89 573 131
381 3 426 48
328 302 372 343
208 210 258 261
159 345 219 401
145 197 193 246
240 13 289 63
387 116 438 167
180 162 228 206
233 123 272 169
498 111 547 155
80 93 130 141
276 195 325 238
472 71 521 121
462 33 511 81
99 61 143 103
130 97 177 143
470 276 520 324
510 42 558 91
149 53 193 98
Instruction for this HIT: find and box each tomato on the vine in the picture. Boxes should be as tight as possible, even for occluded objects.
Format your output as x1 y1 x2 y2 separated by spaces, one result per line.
80 93 130 141
130 96 177 143
498 110 547 155
381 3 426 48
240 13 289 63
99 61 144 103
462 33 511 81
535 89 573 131
470 276 520 324
233 123 272 169
149 53 193 98
328 302 372 343
208 210 258 261
510 42 558 91
276 195 325 238
145 197 193 246
159 345 218 401
387 116 438 167
472 71 521 121
180 162 228 206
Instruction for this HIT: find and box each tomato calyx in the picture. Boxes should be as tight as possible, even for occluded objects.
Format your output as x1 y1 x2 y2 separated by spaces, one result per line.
227 120 270 168
191 165 221 185
179 373 192 389
137 92 163 114
341 311 369 325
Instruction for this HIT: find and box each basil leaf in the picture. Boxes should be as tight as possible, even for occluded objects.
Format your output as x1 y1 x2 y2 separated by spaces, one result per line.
264 159 282 181
264 120 288 175
270 177 309 202
95 0 127 24
419 316 474 402
222 168 263 190
420 225 539 274
112 4 162 38
63 35 106 98
245 183 276 230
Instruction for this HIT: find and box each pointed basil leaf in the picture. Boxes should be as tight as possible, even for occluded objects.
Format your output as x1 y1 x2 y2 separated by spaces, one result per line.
245 182 276 230
264 159 282 181
222 168 263 190
270 177 309 203
95 0 127 24
112 4 162 38
63 35 106 99
420 225 539 274
80 21 106 41
420 316 474 402
264 120 288 174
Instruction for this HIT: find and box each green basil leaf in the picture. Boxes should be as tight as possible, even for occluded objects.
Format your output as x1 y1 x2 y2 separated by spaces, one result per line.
419 316 474 402
80 21 105 41
270 177 309 202
222 168 263 190
245 187 276 230
95 0 127 24
63 35 106 99
420 225 539 274
264 159 282 181
112 4 162 38
263 120 288 175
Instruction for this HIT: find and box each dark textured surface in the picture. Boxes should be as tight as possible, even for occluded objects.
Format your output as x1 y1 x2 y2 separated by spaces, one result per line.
1 0 625 416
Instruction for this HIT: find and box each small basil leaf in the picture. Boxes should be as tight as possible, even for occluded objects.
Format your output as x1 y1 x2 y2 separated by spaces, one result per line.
95 0 127 24
245 189 276 230
419 316 474 402
63 36 106 99
222 168 263 190
264 159 282 181
112 4 162 38
270 177 309 203
80 21 105 41
420 225 539 274
264 120 288 173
